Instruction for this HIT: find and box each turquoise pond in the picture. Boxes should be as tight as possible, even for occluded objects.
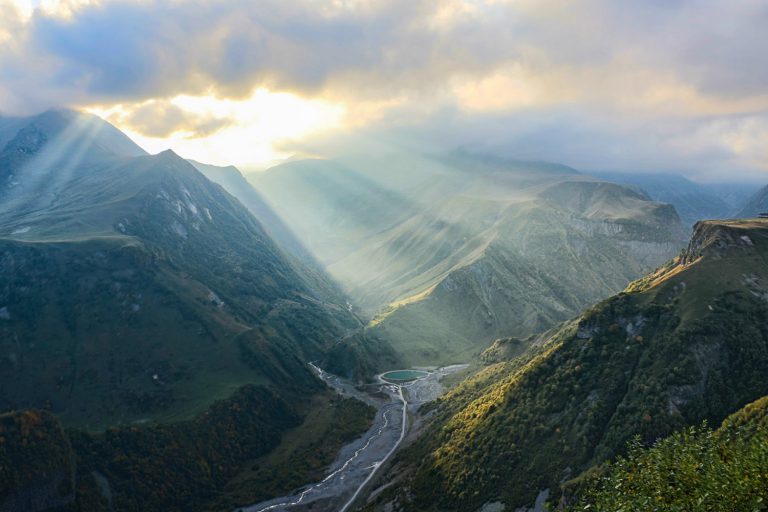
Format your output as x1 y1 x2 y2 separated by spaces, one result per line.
381 370 430 382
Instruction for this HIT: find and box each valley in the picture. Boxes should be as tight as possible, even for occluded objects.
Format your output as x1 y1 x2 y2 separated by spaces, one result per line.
2 109 767 512
3 5 768 512
240 364 467 512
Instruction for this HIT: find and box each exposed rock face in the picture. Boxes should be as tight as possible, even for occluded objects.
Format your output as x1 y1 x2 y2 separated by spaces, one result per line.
682 219 765 263
365 183 687 365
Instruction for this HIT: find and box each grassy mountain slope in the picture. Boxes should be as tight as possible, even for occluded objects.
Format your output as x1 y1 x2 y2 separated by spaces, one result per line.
370 219 768 511
574 396 768 511
0 109 380 510
256 155 687 366
736 183 768 218
189 160 317 266
254 158 419 269
189 159 358 315
0 145 358 427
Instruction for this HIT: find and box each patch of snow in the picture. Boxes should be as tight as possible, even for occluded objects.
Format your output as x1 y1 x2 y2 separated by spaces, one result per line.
11 226 30 234
740 235 754 246
117 222 126 234
208 291 225 308
623 315 646 337
187 202 198 215
170 220 188 239
203 208 213 221
576 324 599 339
0 307 9 320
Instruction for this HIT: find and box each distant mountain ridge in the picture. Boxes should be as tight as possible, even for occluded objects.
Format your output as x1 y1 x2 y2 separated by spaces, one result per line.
256 154 688 365
591 171 758 226
188 159 318 265
736 183 768 218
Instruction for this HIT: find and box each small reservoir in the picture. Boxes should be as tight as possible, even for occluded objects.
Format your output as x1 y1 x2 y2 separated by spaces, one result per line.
381 369 430 383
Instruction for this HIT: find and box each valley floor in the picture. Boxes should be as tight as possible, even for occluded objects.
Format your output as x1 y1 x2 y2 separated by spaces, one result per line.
238 364 468 512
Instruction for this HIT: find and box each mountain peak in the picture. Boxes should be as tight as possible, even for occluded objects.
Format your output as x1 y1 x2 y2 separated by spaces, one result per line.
1 108 146 160
157 148 180 158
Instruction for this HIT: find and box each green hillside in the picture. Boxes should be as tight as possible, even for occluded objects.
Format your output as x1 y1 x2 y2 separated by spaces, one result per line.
0 388 373 512
0 145 361 427
574 396 768 511
368 219 768 511
189 160 318 267
0 110 379 510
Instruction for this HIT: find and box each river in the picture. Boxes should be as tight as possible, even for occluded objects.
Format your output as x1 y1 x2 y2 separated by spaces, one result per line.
236 364 468 512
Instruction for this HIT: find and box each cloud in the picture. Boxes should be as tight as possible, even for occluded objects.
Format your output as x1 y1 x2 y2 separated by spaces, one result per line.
3 0 768 112
100 99 233 138
0 0 766 179
279 104 768 182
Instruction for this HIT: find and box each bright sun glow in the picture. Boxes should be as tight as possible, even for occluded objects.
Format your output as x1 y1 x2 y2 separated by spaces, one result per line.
87 89 346 169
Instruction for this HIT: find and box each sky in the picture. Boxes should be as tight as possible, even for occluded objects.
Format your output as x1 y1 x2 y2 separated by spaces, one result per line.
1 0 767 181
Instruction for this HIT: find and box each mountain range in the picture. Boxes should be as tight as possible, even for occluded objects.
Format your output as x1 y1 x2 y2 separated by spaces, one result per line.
591 172 758 227
736 184 768 218
0 109 367 427
0 109 385 511
365 218 768 511
3 109 768 512
254 153 688 365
